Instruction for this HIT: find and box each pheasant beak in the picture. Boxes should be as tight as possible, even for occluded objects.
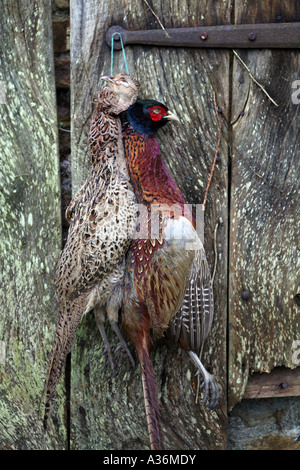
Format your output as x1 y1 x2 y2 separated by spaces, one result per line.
164 110 180 123
100 76 116 85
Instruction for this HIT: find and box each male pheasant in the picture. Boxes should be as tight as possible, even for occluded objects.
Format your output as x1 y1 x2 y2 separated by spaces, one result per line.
121 99 219 450
42 73 139 427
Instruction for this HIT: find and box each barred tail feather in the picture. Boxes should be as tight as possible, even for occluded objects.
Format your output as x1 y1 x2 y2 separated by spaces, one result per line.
42 342 66 429
139 335 164 450
42 296 87 429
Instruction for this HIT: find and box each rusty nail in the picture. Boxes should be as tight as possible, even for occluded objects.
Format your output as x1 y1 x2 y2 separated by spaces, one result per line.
241 290 251 300
279 382 288 389
248 32 256 41
200 32 208 40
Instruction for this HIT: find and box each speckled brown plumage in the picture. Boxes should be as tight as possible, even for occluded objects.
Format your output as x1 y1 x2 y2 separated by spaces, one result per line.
42 74 139 427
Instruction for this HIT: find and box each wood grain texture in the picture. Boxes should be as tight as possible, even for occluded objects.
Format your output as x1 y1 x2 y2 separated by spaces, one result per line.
244 367 300 399
228 0 300 410
70 0 229 450
0 0 66 449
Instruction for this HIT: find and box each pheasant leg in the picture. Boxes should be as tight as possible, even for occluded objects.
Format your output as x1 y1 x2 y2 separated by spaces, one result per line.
108 317 135 369
94 306 116 377
188 350 219 410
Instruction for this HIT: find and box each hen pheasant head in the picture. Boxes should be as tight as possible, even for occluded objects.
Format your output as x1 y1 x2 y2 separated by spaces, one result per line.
126 99 180 135
100 73 139 114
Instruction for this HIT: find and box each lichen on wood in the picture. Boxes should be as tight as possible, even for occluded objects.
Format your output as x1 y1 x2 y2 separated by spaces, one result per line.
0 0 66 449
228 0 300 410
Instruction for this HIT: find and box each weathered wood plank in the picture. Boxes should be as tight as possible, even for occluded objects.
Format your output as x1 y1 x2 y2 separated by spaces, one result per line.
229 0 300 410
70 0 229 450
0 0 66 449
244 367 300 399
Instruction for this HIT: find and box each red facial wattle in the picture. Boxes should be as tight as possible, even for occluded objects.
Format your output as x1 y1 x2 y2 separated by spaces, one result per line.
148 105 167 122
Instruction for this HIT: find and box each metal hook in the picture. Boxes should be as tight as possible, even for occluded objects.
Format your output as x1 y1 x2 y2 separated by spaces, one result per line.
111 32 129 76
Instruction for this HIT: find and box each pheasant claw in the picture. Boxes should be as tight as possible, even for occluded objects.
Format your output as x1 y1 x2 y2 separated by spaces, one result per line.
98 321 116 377
188 351 219 411
109 319 136 369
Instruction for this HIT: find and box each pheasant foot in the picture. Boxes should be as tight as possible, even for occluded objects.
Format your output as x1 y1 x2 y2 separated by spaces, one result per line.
188 350 219 410
98 321 116 377
109 318 135 369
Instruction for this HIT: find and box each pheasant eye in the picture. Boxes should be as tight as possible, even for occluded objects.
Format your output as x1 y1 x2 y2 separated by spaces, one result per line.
117 80 129 87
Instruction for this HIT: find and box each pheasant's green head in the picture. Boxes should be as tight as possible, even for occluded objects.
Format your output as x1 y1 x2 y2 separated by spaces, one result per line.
126 99 180 135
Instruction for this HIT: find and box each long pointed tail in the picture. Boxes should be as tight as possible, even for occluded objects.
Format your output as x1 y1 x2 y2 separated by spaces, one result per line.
41 298 86 428
41 337 66 429
138 335 164 450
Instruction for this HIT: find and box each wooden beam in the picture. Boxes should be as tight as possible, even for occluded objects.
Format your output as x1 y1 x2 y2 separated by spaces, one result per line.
244 367 300 399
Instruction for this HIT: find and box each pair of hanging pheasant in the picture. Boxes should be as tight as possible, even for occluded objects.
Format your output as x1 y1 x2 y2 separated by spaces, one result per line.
42 72 219 450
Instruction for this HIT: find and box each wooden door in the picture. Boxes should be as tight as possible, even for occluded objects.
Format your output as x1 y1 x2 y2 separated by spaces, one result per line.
229 0 300 410
70 0 229 450
0 0 299 451
70 0 300 449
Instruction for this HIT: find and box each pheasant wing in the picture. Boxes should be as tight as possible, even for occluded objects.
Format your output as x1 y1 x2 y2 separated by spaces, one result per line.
169 243 214 355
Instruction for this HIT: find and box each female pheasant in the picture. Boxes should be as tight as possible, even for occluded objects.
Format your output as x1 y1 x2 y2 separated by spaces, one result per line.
42 73 139 427
121 99 219 450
